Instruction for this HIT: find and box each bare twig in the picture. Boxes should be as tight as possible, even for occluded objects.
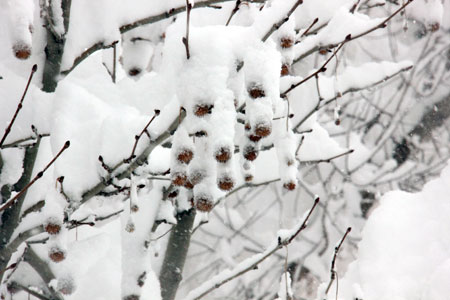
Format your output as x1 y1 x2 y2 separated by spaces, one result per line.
0 65 37 148
185 197 320 300
282 35 350 97
125 109 160 163
300 17 319 38
119 0 266 34
294 0 415 63
61 40 118 76
262 0 303 42
182 0 192 59
225 0 241 26
325 227 352 295
300 149 354 164
0 141 70 213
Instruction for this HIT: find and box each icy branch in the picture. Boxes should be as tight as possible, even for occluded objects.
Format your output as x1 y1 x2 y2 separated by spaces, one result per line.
185 198 320 300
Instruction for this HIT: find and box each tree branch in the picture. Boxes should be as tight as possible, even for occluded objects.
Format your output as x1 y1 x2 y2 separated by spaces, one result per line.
185 198 320 300
0 65 37 148
293 0 415 64
262 0 303 42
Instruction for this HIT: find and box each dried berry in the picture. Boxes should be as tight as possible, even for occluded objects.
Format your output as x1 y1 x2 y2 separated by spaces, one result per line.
244 145 258 161
254 123 271 138
130 204 139 213
177 148 194 164
194 104 213 117
128 68 141 76
195 194 214 212
245 175 253 182
215 146 231 163
429 22 440 32
189 169 206 186
172 172 187 186
45 223 61 235
248 135 261 142
283 181 296 191
184 180 194 190
248 85 266 99
57 277 76 295
218 175 235 191
280 37 294 49
281 64 290 76
13 43 31 60
49 247 66 263
245 123 251 131
319 48 328 55
168 189 179 198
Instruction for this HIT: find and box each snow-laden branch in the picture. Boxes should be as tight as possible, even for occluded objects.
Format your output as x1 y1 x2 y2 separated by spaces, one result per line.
119 0 265 34
293 0 415 64
185 197 320 300
261 0 303 42
77 109 186 210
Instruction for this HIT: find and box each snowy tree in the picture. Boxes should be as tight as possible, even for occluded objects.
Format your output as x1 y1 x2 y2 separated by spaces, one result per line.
0 0 445 300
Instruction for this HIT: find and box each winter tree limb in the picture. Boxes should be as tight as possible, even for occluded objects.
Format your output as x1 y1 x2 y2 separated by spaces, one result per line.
185 197 319 300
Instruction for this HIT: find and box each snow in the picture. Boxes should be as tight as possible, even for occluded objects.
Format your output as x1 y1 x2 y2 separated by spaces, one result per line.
323 161 450 300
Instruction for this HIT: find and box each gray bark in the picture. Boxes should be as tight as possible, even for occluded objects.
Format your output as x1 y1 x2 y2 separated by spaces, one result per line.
159 209 196 300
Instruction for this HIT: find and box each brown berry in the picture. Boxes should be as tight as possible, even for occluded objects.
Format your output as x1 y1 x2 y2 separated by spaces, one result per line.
429 22 440 32
131 204 139 213
45 223 61 235
184 180 194 190
194 104 213 117
245 123 251 131
195 195 213 212
189 169 206 186
245 175 253 182
248 135 261 142
49 248 66 263
244 145 258 161
215 146 231 163
172 172 187 186
128 68 141 76
280 37 294 49
13 44 31 60
254 123 271 138
287 159 295 166
57 278 75 295
281 64 290 76
177 148 193 164
335 118 341 126
168 189 179 198
283 181 296 191
218 176 235 191
319 48 328 55
248 85 266 99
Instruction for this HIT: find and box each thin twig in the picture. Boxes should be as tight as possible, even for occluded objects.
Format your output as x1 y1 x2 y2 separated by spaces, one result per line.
300 149 354 164
0 141 70 213
282 35 351 97
300 17 319 38
262 0 303 42
225 0 241 26
125 110 160 163
182 0 192 59
325 227 351 295
185 197 320 300
294 0 415 63
61 41 118 76
0 65 37 148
